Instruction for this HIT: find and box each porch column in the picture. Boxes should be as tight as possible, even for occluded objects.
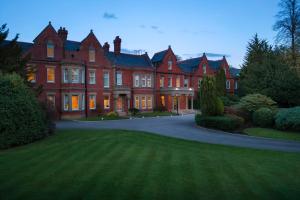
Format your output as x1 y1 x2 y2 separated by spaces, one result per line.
185 95 188 110
171 95 174 112
127 96 131 109
191 96 194 110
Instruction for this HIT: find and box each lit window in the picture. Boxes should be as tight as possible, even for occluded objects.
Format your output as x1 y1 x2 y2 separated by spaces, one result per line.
72 95 79 111
176 76 180 87
135 96 139 109
89 70 96 84
235 81 238 89
226 80 231 89
141 75 146 87
47 95 55 107
104 72 109 88
161 96 165 107
28 72 36 83
146 75 151 87
64 95 69 111
198 78 202 88
168 60 172 70
160 76 164 88
168 77 172 87
134 74 139 87
71 68 80 83
141 96 146 109
104 96 110 109
184 78 188 88
47 67 55 83
89 46 95 62
63 68 69 83
89 95 96 110
116 72 122 86
203 64 207 75
47 40 54 58
147 96 152 109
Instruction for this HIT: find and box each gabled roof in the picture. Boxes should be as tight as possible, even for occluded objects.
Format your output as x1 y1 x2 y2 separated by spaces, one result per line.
2 40 33 53
177 57 203 73
64 40 81 51
207 60 222 71
229 67 241 78
33 22 58 43
106 52 153 68
151 49 168 63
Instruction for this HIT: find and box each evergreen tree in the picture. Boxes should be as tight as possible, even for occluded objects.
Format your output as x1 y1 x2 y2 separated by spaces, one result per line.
215 68 226 96
200 76 218 116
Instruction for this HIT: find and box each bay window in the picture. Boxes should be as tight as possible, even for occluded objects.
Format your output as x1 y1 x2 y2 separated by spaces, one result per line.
71 68 80 83
147 96 152 109
135 96 139 109
134 74 139 87
116 71 122 86
141 96 146 109
146 75 151 87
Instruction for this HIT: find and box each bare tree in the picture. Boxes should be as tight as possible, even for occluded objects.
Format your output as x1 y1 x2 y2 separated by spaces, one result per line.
274 0 300 67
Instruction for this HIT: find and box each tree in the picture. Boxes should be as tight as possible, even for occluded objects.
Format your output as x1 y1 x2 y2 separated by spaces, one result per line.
274 0 300 68
215 68 226 96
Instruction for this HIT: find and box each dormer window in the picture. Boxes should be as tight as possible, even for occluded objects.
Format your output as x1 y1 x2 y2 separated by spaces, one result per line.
168 60 172 70
89 46 95 62
47 40 54 58
203 64 207 75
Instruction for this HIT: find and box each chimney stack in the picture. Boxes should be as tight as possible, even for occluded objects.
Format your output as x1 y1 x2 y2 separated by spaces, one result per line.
58 27 68 42
103 42 110 52
113 36 121 55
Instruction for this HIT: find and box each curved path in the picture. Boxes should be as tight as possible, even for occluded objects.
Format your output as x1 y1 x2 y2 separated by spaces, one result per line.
56 114 300 152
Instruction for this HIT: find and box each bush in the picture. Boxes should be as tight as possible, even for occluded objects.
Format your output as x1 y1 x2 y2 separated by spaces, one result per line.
275 107 300 131
224 105 251 122
239 93 277 113
252 107 274 127
106 111 118 117
216 97 224 115
220 95 240 106
0 74 49 149
129 108 140 116
200 76 220 116
195 114 244 131
154 106 167 112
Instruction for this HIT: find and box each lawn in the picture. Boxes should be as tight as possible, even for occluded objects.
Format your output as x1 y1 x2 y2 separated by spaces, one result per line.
244 127 300 142
79 115 129 121
134 111 176 118
0 129 300 200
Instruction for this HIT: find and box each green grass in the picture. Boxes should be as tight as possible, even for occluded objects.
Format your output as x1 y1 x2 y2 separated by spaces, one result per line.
134 111 176 118
79 115 129 121
244 127 300 142
0 129 300 200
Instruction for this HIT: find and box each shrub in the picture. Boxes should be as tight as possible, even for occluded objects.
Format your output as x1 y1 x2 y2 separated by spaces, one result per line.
129 108 140 116
220 95 240 106
154 106 167 112
275 107 300 131
239 93 277 113
0 74 49 149
252 107 274 127
224 105 251 122
106 111 118 117
195 114 244 131
200 76 219 116
216 97 224 115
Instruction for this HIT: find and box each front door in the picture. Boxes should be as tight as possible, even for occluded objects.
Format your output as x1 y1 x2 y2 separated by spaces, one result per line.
116 96 123 111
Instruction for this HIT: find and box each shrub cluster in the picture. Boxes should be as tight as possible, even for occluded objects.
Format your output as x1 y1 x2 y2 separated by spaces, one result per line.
239 93 277 113
275 107 300 132
154 106 167 112
106 111 119 117
220 95 240 106
129 108 140 116
224 105 251 122
252 107 274 127
0 74 50 149
195 114 244 131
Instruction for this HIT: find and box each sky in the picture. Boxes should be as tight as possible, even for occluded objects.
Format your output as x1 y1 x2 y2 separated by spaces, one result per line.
0 0 280 68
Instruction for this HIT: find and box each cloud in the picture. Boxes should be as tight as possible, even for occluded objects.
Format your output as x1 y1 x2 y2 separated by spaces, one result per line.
103 12 117 19
151 26 158 30
139 25 146 28
121 48 147 55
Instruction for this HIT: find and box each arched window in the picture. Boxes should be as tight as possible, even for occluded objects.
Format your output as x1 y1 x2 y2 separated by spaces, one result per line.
47 40 54 58
89 46 95 62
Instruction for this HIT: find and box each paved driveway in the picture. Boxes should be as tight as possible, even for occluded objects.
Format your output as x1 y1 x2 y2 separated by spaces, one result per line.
56 114 300 152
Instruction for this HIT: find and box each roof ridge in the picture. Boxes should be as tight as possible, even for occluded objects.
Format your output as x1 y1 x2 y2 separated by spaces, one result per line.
178 56 202 63
152 49 168 55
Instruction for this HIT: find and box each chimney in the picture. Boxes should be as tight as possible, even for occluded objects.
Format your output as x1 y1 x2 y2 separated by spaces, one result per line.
103 42 110 52
58 27 68 42
113 36 121 55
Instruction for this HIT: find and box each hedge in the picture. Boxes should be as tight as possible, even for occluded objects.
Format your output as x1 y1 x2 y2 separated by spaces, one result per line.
252 107 274 128
275 107 300 132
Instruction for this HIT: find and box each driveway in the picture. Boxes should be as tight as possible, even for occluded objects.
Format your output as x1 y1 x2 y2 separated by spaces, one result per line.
56 114 300 152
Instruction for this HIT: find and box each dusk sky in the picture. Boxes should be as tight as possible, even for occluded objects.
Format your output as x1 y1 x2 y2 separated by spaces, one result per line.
0 0 279 68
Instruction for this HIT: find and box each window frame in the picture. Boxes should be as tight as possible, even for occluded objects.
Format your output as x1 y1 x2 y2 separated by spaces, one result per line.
47 40 54 58
141 75 146 87
71 95 80 111
89 94 96 110
71 68 80 83
226 80 231 89
176 76 180 88
135 96 140 109
103 71 110 88
116 71 122 86
168 76 172 88
168 60 172 70
46 66 55 83
63 94 69 111
89 46 96 62
141 96 146 109
47 94 55 107
104 95 110 109
184 78 188 88
160 76 164 88
146 75 151 87
89 70 96 84
147 96 152 109
134 74 139 87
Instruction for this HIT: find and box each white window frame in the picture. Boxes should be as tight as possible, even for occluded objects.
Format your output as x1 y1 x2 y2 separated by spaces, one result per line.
63 68 69 83
89 70 96 84
104 95 110 109
135 96 140 109
160 76 164 88
46 66 55 83
64 94 69 111
89 94 96 110
104 71 110 88
116 71 122 86
184 78 188 88
146 75 151 87
203 64 207 75
147 96 152 109
176 76 180 88
226 80 231 89
141 75 146 87
234 81 238 89
89 46 95 62
71 68 80 83
168 60 172 70
134 74 139 87
168 77 172 88
141 96 146 109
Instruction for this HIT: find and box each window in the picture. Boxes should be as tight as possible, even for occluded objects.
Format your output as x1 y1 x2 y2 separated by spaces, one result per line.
141 96 146 109
176 76 180 87
198 78 202 88
135 96 139 109
234 81 238 89
184 78 188 88
28 72 36 83
104 96 110 109
104 72 109 88
89 46 95 62
82 94 85 110
89 95 96 110
147 96 152 109
168 77 172 87
161 96 165 107
168 60 172 70
64 95 69 111
134 74 139 87
116 72 122 86
89 70 96 84
203 64 207 75
63 68 69 83
47 95 55 107
47 67 55 83
146 75 151 87
160 76 164 88
141 75 146 87
71 68 80 83
226 80 231 89
47 40 54 58
72 95 79 111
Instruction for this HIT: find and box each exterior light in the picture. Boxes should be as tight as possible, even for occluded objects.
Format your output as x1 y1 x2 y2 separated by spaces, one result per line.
175 88 179 90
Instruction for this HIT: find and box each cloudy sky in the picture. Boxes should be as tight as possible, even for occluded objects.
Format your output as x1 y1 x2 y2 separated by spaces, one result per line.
0 0 279 67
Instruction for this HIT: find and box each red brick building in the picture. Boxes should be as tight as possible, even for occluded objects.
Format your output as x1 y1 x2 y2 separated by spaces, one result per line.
15 22 239 119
